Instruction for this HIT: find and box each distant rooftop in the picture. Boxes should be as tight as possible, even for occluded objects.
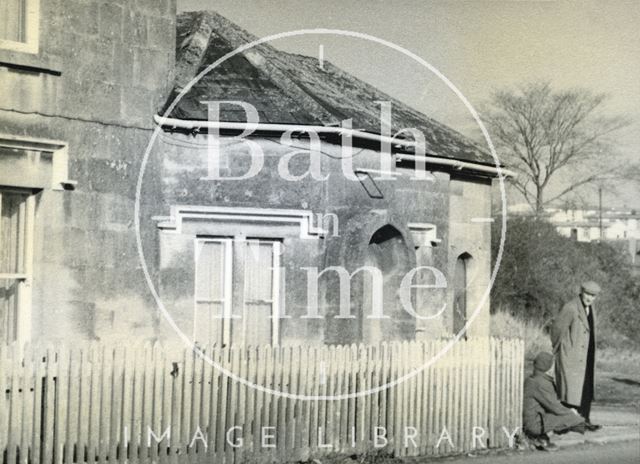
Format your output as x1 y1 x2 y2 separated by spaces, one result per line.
508 203 640 220
163 11 492 165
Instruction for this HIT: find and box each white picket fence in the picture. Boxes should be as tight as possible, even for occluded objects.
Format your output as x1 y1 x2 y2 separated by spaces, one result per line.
0 338 524 464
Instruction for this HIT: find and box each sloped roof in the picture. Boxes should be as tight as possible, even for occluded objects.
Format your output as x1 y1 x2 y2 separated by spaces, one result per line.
165 11 492 164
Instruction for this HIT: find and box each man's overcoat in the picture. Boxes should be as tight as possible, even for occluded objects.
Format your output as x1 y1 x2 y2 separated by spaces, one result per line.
550 297 595 406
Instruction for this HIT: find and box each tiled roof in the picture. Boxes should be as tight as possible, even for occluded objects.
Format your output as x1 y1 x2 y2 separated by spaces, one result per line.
164 11 492 164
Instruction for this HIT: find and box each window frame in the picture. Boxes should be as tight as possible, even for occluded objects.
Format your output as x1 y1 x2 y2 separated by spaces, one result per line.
0 133 73 345
0 0 40 54
0 188 36 344
194 236 282 347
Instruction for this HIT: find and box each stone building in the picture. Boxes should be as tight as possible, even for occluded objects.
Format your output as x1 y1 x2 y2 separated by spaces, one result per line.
1 4 502 347
0 0 175 344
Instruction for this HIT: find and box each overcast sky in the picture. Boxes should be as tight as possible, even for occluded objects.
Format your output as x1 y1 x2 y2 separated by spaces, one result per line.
178 0 640 208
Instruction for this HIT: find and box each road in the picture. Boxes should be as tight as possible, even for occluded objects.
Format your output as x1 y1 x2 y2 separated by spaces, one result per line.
435 440 639 464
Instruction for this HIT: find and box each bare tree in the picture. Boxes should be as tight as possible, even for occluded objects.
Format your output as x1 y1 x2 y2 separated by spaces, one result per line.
484 82 630 215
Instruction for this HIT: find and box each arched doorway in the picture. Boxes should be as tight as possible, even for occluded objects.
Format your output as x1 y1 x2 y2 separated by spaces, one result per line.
363 225 414 343
453 252 472 337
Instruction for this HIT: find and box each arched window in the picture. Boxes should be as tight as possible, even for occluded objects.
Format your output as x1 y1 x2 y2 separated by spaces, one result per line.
453 252 472 337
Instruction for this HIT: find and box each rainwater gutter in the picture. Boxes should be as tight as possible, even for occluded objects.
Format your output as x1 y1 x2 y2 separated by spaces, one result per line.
153 115 515 178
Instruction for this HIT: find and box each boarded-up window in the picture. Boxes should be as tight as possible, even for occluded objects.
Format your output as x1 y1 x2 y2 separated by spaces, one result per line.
241 240 279 346
1 190 35 344
194 238 281 347
194 238 231 346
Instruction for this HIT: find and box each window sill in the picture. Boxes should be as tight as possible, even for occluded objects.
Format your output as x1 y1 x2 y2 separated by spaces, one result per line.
0 48 61 76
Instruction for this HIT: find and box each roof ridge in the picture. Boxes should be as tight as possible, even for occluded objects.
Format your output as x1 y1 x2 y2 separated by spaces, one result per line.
175 11 340 125
174 11 216 92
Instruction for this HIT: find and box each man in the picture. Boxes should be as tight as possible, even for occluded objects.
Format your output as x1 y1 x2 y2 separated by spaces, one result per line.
550 281 601 430
523 352 586 450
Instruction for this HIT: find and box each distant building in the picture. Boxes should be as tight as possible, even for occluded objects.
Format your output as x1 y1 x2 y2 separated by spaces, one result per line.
509 204 640 243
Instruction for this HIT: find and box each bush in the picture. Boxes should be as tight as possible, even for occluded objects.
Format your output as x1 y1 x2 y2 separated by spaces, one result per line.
491 217 640 346
490 310 551 360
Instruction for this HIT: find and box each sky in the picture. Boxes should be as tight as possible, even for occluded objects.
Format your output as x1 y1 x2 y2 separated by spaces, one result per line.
178 0 640 209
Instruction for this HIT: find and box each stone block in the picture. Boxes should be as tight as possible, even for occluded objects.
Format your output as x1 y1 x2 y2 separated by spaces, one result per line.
85 157 135 196
93 294 157 344
62 191 103 231
92 125 143 163
132 47 172 92
123 9 148 47
134 0 171 17
99 2 124 41
59 77 122 122
54 226 90 268
100 193 134 230
66 1 100 37
115 44 136 87
121 85 155 127
147 16 175 52
68 153 88 185
73 37 117 84
0 69 60 115
35 262 93 341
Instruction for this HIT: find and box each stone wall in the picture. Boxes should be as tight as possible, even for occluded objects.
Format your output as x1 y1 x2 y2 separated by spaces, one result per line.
0 0 176 345
146 133 492 346
448 176 493 338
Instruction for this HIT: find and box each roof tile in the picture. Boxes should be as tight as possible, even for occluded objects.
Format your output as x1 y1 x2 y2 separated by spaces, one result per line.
165 11 492 164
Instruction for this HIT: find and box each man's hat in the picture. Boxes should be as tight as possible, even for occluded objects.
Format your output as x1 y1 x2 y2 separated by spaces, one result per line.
581 281 601 295
533 352 554 372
